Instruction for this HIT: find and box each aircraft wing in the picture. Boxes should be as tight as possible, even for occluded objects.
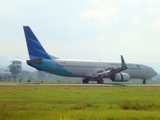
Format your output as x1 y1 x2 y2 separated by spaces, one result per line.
92 55 128 78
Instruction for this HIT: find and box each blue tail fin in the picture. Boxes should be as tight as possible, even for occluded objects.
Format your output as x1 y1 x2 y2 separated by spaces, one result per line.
23 26 51 60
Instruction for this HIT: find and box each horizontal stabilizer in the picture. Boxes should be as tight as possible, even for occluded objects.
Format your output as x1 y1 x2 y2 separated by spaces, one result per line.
27 57 42 64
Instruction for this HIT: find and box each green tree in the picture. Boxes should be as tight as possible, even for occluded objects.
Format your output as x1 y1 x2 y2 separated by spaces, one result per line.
8 60 22 82
20 70 32 78
27 79 31 83
38 71 46 80
34 71 46 80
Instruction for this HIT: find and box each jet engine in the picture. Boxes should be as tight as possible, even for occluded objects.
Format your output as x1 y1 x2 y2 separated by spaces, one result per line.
110 73 130 82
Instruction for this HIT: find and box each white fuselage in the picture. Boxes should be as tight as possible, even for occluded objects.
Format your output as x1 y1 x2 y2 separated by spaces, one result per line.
54 59 157 80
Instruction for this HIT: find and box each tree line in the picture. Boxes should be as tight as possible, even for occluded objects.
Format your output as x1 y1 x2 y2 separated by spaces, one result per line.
7 60 59 82
6 60 80 83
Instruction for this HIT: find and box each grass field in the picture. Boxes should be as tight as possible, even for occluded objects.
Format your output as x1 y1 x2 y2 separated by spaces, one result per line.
0 86 160 120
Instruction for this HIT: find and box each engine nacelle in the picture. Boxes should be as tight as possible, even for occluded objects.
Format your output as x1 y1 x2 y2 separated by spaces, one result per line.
110 73 130 82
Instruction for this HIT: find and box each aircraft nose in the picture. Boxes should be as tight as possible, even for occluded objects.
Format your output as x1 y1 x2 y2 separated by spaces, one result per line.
153 70 158 76
154 70 158 77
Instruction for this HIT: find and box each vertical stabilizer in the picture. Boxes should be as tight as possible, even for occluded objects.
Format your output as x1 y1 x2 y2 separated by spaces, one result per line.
23 26 51 60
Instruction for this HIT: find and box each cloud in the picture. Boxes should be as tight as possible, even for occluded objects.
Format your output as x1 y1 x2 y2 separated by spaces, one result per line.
108 32 160 63
146 7 160 31
132 18 141 24
79 0 120 29
0 34 28 58
0 0 160 64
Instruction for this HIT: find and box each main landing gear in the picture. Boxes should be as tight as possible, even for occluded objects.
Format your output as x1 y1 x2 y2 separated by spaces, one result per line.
82 78 89 84
97 79 104 84
82 78 104 84
143 79 146 84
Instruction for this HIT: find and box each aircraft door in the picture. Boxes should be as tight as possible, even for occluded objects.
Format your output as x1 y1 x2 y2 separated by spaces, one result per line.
52 62 56 70
146 67 148 75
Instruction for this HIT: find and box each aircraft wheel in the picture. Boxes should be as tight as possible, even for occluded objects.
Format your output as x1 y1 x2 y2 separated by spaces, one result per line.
143 79 146 84
97 79 104 84
82 79 89 84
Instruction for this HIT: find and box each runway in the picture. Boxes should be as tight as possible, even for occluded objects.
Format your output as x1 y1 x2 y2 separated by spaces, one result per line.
0 83 160 87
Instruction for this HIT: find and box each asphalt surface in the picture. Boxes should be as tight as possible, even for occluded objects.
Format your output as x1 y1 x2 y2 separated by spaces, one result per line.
0 83 160 87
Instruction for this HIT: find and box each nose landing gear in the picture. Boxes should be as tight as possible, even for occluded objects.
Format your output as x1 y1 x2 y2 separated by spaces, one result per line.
143 79 146 84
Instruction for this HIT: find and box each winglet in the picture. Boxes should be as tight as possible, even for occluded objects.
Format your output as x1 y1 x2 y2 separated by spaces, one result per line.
121 55 128 69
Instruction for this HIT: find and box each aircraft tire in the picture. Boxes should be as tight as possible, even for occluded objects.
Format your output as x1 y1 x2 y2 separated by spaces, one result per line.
143 79 146 84
82 79 89 84
97 79 104 84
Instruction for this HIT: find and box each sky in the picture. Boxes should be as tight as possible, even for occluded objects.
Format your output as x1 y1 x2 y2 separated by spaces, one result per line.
1 0 160 64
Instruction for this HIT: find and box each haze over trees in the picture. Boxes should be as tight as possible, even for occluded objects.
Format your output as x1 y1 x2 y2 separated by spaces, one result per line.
8 60 22 82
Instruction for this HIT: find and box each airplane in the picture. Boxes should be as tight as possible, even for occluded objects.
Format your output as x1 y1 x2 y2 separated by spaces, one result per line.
23 26 157 84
